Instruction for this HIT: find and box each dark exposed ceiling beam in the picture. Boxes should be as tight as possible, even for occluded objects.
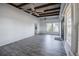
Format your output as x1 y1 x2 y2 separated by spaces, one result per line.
44 7 60 12
24 10 37 17
9 3 18 8
24 10 30 13
35 3 60 9
40 13 59 16
8 3 37 17
8 3 60 17
28 3 60 10
38 10 60 14
9 3 29 8
38 14 59 17
17 3 29 7
9 3 28 12
39 11 59 15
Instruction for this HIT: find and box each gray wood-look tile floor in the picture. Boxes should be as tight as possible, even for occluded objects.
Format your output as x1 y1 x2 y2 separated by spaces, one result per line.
0 35 66 56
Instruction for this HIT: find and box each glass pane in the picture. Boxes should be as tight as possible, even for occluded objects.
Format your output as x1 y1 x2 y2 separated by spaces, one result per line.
46 23 53 32
53 23 59 32
46 23 59 33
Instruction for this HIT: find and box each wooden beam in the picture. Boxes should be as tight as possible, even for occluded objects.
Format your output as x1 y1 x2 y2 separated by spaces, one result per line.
24 10 30 13
40 13 59 16
9 4 31 14
8 3 38 17
9 3 59 17
28 3 60 10
17 3 29 7
38 14 59 17
38 10 60 14
9 3 18 7
44 7 60 12
39 11 59 15
35 3 60 9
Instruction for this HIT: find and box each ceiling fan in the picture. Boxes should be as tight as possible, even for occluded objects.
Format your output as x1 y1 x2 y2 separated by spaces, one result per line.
26 3 44 16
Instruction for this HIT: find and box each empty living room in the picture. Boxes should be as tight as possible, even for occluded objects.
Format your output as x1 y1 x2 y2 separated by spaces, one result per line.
0 1 79 58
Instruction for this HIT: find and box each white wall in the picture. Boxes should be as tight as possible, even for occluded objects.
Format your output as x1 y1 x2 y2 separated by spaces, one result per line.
39 20 47 34
0 4 40 46
39 16 61 35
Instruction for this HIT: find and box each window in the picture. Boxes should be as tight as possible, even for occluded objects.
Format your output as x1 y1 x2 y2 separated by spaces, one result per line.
53 23 59 33
46 23 53 32
46 23 59 33
64 4 72 46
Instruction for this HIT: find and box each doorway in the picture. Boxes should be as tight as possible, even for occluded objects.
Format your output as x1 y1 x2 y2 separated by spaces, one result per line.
61 18 64 40
34 24 37 35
